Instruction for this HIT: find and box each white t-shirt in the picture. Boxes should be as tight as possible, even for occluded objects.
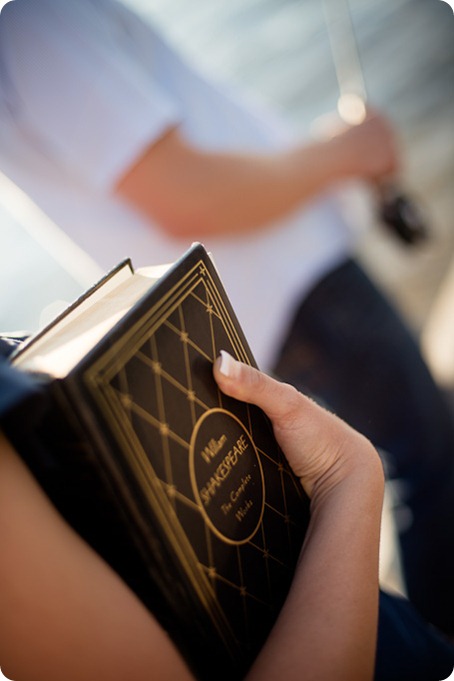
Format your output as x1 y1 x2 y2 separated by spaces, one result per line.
0 0 352 370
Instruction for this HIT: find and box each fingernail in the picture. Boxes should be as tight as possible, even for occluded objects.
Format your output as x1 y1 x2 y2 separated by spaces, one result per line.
219 350 235 377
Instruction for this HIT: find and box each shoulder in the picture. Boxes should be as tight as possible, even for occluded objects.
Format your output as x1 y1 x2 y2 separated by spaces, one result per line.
0 0 126 90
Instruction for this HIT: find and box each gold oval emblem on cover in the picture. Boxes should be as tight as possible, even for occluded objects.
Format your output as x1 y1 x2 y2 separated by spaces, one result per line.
190 408 265 545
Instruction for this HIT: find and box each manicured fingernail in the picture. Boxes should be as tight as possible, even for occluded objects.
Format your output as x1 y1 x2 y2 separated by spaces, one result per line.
219 350 235 377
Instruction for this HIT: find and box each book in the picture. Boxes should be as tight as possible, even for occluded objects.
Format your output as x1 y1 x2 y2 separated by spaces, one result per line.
11 242 311 680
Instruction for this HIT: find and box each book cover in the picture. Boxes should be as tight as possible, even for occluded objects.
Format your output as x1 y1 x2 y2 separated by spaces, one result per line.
13 243 310 679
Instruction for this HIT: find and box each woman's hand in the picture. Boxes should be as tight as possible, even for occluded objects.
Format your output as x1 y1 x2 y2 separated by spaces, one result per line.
214 351 384 681
213 350 383 503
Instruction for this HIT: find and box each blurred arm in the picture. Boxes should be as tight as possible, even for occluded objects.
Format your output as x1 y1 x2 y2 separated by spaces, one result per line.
116 110 398 238
0 432 193 681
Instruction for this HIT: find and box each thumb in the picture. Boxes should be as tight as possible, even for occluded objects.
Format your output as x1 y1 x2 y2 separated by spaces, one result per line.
213 350 326 479
213 351 379 499
213 350 304 422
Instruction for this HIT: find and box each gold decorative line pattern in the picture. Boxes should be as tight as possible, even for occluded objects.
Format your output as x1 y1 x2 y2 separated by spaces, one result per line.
178 305 197 427
82 255 306 661
135 349 211 412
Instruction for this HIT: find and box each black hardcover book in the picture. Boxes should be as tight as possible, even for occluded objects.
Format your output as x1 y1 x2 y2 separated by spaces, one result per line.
12 243 310 680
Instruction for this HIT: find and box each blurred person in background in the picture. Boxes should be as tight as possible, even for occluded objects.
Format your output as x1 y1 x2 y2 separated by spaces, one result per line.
0 0 454 644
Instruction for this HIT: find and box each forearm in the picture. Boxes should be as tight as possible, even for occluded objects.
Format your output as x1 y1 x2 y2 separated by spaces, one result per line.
115 128 351 238
0 434 194 681
248 457 384 681
213 354 385 681
116 110 398 239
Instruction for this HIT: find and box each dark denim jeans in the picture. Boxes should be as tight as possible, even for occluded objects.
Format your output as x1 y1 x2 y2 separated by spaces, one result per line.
273 258 454 675
376 591 454 680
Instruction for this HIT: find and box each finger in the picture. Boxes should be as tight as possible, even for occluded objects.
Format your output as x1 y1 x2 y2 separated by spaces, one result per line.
213 352 343 493
213 351 364 452
213 350 306 422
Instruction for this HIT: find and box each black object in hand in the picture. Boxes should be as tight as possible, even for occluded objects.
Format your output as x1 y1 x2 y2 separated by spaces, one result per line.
379 185 429 246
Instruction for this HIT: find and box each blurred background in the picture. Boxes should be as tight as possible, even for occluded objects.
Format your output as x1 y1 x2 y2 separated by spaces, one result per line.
0 0 452 594
1 0 453 389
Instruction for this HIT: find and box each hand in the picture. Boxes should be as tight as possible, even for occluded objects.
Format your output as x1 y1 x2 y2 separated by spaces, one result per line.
318 107 400 183
213 351 383 503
